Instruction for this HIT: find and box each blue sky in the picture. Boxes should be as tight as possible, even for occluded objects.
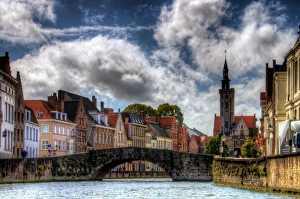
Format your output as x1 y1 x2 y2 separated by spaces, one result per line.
1 0 299 135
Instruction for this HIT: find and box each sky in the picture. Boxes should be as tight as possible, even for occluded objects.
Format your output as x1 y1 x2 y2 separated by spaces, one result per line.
1 0 299 135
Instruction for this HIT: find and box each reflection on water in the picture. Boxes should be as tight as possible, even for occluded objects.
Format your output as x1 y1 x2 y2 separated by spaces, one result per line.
0 178 293 199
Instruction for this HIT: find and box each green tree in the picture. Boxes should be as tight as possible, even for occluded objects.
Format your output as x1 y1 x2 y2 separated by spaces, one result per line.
157 103 184 125
204 136 229 156
123 103 157 117
241 137 259 158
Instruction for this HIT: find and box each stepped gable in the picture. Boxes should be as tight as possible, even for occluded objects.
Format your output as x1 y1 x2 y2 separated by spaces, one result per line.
58 90 106 125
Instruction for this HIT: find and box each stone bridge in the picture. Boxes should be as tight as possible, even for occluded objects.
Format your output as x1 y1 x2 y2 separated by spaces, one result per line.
0 147 214 182
78 147 213 181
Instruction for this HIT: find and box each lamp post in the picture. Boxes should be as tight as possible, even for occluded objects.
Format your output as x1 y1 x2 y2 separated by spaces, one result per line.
268 124 273 156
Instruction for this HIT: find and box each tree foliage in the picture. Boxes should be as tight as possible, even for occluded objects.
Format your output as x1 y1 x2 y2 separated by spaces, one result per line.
241 137 259 158
204 136 229 156
123 103 157 117
123 103 184 125
157 103 184 125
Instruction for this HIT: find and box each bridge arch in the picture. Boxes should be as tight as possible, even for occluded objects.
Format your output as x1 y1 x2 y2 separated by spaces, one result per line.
88 147 213 181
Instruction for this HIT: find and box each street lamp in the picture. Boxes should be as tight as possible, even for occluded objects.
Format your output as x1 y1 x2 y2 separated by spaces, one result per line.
268 124 273 155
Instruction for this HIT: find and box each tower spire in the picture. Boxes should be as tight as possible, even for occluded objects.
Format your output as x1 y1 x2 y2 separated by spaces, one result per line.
221 50 230 89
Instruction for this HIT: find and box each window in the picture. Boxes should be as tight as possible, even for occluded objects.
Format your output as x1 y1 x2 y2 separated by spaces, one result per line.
35 129 38 141
42 125 49 133
42 140 49 149
67 142 70 150
26 126 29 139
37 112 42 118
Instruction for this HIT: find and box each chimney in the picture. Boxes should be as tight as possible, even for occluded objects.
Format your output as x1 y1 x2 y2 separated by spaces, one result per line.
92 96 97 108
0 52 11 75
140 110 145 121
101 101 104 112
48 93 57 109
156 115 161 125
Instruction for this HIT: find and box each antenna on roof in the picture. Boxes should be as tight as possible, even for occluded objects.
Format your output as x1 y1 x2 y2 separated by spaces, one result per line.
298 25 300 35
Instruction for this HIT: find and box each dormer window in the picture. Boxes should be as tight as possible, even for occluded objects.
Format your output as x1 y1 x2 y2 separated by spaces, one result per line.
37 112 42 118
25 110 31 121
50 111 67 120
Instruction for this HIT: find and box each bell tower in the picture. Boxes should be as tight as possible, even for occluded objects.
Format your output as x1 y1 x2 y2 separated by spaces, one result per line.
219 51 235 136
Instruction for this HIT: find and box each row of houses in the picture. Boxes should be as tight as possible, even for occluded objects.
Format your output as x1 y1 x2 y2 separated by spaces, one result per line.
260 27 300 156
0 52 211 171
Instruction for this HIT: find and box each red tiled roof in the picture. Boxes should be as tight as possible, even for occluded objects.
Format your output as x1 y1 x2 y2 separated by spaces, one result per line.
107 114 118 128
25 100 55 120
213 114 221 136
24 100 73 122
213 114 256 136
234 115 256 128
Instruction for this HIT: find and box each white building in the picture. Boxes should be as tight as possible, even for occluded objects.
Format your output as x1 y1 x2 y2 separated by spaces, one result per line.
24 107 40 158
0 52 18 159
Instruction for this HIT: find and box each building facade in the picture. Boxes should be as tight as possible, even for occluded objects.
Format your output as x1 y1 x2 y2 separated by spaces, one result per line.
24 106 40 158
0 52 18 158
25 100 76 157
13 71 25 158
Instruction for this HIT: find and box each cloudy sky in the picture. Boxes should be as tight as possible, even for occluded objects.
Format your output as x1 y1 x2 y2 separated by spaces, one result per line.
1 0 299 135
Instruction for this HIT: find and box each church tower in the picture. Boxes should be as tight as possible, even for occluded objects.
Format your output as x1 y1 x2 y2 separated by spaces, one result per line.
219 53 235 136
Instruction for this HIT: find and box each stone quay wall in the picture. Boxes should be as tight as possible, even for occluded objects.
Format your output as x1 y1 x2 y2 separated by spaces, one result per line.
213 152 300 193
0 154 91 183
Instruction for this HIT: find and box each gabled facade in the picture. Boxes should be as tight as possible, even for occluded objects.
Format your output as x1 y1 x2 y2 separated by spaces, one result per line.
0 52 18 158
48 90 114 152
24 100 76 157
13 71 25 158
214 114 257 148
189 135 200 153
107 110 128 148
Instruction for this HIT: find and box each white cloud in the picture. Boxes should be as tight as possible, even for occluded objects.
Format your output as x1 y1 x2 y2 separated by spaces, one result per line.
0 0 56 44
6 0 299 136
11 35 156 101
151 0 297 134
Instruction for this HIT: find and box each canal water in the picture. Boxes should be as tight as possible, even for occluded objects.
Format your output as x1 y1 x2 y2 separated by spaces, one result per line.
0 178 293 199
